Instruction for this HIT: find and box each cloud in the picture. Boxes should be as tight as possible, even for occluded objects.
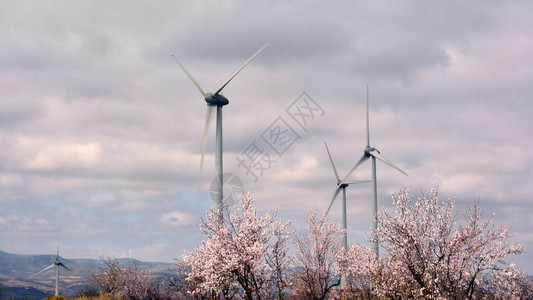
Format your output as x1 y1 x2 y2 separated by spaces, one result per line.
23 141 102 171
160 211 195 228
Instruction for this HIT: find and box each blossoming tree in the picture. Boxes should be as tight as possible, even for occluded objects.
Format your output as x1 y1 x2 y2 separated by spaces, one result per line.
339 188 532 299
292 213 344 300
182 193 292 300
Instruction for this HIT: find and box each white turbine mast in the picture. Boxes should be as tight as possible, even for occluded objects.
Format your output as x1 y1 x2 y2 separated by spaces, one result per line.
173 43 270 220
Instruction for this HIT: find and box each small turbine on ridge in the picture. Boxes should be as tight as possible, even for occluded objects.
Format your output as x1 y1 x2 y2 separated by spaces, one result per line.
30 242 70 296
173 43 269 219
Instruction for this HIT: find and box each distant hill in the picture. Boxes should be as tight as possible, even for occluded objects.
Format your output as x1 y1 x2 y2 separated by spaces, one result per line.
1 286 47 299
0 250 177 298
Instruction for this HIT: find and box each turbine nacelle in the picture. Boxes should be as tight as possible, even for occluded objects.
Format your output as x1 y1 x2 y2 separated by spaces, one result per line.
204 93 229 106
337 180 349 189
364 146 380 156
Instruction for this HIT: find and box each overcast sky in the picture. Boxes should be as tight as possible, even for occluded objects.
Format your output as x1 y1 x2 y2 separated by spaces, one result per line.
1 1 532 274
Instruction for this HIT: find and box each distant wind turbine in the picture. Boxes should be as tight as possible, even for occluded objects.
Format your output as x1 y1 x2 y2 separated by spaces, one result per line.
324 141 370 250
30 243 70 296
334 85 407 256
173 43 269 219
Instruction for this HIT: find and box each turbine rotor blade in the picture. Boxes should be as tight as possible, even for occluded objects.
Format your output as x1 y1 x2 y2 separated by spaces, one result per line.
324 142 340 181
214 42 270 96
368 149 407 176
30 264 55 278
325 186 343 216
58 262 70 271
198 105 216 189
339 155 369 186
344 179 371 185
172 55 206 96
366 84 370 147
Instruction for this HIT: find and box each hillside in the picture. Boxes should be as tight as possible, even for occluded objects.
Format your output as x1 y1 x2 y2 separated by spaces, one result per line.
0 250 176 298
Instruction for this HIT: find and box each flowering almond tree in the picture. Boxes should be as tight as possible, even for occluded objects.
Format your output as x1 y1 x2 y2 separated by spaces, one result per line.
292 213 344 300
337 243 383 299
89 257 164 299
371 188 531 299
182 193 293 300
265 224 294 300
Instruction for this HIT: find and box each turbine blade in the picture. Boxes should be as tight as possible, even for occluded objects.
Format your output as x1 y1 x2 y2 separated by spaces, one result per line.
324 142 340 181
344 179 371 185
198 105 216 189
366 84 370 147
339 155 369 186
214 42 270 96
325 186 343 216
172 55 206 96
58 262 70 271
368 149 407 176
30 263 55 278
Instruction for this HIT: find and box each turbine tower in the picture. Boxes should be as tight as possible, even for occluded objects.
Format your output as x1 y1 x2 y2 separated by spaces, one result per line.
30 244 70 296
324 141 370 250
173 43 269 219
334 85 407 256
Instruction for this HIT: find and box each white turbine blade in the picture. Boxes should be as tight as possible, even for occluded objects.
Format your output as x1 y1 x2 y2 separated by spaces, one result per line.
30 263 55 278
339 155 369 186
213 42 270 96
344 179 371 185
198 105 216 188
366 84 370 147
172 55 206 96
325 186 343 216
324 142 340 181
368 149 407 176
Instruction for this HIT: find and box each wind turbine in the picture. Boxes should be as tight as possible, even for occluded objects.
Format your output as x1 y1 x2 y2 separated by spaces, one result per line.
334 85 407 256
324 141 370 250
30 244 70 296
173 43 269 218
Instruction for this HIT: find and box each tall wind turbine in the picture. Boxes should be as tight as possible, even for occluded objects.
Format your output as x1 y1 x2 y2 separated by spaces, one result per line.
30 244 70 296
334 85 407 256
324 141 370 249
173 43 269 218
